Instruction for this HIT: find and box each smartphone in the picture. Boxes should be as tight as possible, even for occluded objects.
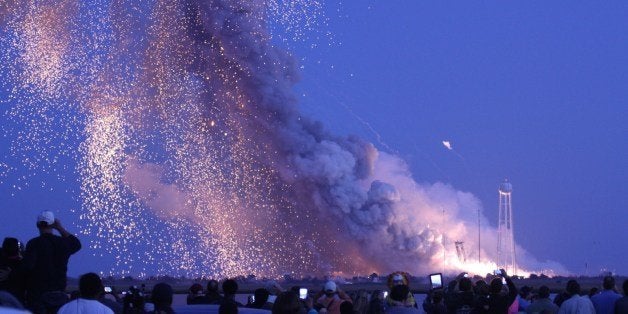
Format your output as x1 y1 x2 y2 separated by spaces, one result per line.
299 288 308 299
429 273 443 290
383 291 388 298
463 273 469 278
493 269 502 276
104 286 112 293
251 295 256 303
501 277 506 285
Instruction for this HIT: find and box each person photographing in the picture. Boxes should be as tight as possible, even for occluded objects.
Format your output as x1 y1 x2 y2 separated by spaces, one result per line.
23 210 82 313
315 281 352 314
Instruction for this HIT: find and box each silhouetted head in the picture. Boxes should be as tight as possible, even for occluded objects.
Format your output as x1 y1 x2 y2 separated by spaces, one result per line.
474 280 488 295
459 278 473 292
1 237 20 257
152 282 173 309
340 301 354 314
324 281 337 297
254 288 270 305
623 279 628 295
390 284 409 303
189 283 203 295
79 272 104 299
603 276 615 290
223 279 238 296
538 286 550 299
36 210 55 232
489 278 503 294
566 280 580 296
272 291 301 314
387 272 410 288
207 279 219 292
519 286 532 298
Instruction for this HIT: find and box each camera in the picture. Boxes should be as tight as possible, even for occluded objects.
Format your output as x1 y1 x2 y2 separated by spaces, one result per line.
123 286 145 312
104 286 112 293
429 273 443 290
299 288 308 300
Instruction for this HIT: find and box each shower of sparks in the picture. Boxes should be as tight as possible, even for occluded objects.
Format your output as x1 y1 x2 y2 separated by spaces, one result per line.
1 0 333 277
1 1 555 278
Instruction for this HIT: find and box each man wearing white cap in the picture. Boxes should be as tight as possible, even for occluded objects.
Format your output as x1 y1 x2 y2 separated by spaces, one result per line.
23 211 81 313
315 281 353 314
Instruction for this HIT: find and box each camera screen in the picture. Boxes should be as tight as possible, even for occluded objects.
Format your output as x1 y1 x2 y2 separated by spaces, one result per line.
429 273 443 289
299 288 308 299
104 287 112 293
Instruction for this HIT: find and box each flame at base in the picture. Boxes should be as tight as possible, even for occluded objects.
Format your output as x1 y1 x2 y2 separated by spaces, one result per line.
0 0 566 277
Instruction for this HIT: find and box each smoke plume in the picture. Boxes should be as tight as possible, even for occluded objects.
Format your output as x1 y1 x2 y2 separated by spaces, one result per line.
0 0 564 277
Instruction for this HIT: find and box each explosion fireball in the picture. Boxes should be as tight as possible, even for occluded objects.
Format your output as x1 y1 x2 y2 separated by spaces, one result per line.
0 1 562 277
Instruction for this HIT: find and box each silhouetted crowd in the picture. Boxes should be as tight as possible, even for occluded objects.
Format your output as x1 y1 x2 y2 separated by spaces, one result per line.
422 273 628 314
2 211 628 314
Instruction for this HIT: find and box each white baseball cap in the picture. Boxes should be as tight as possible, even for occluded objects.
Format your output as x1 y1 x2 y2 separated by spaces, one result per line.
324 281 337 292
37 211 55 225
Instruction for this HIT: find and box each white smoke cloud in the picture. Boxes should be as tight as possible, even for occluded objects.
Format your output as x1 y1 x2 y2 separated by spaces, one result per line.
0 0 568 277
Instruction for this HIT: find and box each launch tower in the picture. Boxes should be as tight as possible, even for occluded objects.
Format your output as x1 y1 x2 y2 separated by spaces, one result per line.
497 180 517 275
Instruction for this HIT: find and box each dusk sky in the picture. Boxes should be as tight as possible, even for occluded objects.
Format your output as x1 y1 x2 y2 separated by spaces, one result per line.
292 1 628 275
1 1 627 277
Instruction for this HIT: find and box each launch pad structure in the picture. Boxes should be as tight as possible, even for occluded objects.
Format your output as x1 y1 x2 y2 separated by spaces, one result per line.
497 180 517 275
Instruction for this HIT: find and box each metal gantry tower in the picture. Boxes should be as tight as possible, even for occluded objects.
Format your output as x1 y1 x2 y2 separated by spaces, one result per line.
497 180 517 275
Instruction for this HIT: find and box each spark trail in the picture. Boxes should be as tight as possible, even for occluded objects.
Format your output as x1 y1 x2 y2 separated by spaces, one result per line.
0 0 564 277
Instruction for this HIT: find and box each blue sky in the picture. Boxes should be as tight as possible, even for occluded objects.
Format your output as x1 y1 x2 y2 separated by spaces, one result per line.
291 1 628 275
1 1 627 276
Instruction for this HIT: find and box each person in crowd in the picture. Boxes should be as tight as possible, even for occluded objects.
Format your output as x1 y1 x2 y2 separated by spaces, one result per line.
526 286 558 314
246 288 273 310
0 290 25 310
315 281 353 314
422 289 446 314
204 279 221 304
220 279 244 306
98 286 123 314
507 295 519 314
588 288 600 299
352 290 369 314
367 290 385 314
476 269 517 314
614 279 628 314
57 273 113 314
386 272 416 308
273 291 302 314
444 273 476 314
385 285 419 314
591 276 622 314
150 283 174 314
23 211 81 313
557 280 595 314
303 296 318 314
340 301 355 314
187 283 205 305
553 287 571 308
0 237 25 303
220 301 239 314
517 286 532 312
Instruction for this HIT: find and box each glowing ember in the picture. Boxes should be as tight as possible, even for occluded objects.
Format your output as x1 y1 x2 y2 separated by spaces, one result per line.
0 1 562 277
